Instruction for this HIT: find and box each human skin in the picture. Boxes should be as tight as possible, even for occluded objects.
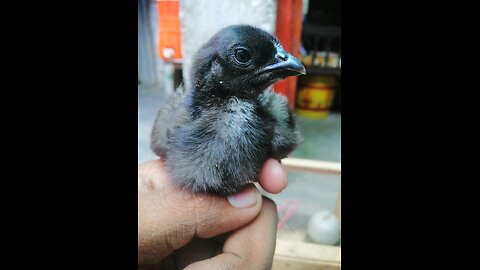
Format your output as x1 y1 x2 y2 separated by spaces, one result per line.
138 159 288 269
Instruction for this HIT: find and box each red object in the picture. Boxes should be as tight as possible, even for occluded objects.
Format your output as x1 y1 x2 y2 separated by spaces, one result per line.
157 0 183 61
275 0 304 109
277 199 300 229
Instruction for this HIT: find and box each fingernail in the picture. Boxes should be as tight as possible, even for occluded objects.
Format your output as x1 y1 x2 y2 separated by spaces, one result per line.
227 185 259 208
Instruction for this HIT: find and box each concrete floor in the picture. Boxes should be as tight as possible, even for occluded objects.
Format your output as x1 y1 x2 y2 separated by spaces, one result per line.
138 83 341 239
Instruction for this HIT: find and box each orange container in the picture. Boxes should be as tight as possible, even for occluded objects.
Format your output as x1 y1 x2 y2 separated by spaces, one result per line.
157 0 182 61
296 76 337 119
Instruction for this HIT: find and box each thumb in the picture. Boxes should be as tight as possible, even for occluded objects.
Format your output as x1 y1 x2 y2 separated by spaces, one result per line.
193 184 263 238
138 160 262 266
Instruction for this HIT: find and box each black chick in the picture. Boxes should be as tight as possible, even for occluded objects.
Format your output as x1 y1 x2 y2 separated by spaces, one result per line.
151 25 305 195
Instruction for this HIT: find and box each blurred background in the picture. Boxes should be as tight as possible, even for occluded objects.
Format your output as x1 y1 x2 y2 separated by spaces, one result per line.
138 0 341 268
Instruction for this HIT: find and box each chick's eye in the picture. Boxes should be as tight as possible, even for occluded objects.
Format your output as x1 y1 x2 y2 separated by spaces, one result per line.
234 49 251 63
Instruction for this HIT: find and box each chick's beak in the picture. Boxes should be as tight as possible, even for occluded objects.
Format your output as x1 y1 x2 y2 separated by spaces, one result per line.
261 43 306 76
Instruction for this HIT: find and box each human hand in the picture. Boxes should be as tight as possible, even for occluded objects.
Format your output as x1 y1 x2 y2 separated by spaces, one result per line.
138 159 287 269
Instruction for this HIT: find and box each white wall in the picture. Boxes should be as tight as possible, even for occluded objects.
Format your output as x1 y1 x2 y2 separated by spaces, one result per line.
179 0 278 88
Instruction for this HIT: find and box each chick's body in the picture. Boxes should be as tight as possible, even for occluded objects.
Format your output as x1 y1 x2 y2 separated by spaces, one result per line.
151 25 305 195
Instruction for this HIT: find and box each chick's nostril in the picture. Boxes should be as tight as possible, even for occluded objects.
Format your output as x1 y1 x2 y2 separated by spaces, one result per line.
278 53 288 61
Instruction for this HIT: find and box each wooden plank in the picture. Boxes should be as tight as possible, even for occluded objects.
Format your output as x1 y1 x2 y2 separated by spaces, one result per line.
281 158 341 175
273 239 341 270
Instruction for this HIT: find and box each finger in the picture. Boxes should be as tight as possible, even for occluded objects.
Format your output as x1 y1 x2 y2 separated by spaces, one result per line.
138 160 263 266
184 197 278 270
258 159 288 194
173 238 222 269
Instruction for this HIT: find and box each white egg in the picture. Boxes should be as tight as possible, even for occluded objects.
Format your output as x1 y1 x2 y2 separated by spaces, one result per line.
307 210 341 245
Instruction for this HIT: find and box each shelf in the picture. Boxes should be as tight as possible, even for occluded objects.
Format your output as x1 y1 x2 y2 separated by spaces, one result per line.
302 24 341 38
305 66 341 77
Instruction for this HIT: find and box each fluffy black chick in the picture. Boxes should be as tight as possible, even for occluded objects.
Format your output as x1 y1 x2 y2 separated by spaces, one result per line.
151 25 305 195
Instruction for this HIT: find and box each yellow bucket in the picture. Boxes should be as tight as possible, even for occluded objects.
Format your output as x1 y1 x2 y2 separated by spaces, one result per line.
296 75 336 119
